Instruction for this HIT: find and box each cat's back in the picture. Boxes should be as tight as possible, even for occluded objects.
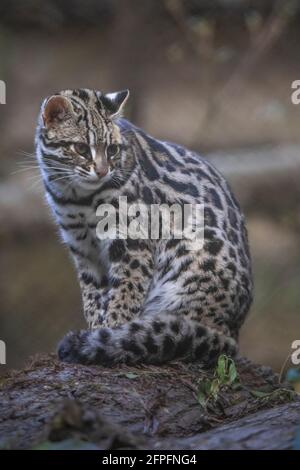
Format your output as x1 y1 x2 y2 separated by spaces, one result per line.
119 119 243 218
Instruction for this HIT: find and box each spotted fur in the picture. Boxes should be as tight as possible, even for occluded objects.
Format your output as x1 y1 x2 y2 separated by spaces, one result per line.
35 88 253 366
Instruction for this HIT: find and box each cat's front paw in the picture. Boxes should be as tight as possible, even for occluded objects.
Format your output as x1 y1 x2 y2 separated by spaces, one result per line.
57 330 90 364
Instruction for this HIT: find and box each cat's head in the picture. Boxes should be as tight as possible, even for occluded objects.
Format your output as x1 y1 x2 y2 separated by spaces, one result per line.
36 88 129 189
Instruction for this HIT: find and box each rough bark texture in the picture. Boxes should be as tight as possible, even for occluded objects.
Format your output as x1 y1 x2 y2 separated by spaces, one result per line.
0 355 298 450
170 402 300 450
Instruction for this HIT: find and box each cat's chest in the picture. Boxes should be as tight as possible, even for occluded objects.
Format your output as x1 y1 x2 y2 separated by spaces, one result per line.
58 207 100 249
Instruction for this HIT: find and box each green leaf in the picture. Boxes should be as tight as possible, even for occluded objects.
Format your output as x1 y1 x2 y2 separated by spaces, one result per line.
125 372 138 380
197 379 213 406
250 389 271 398
210 378 220 399
197 390 207 408
228 362 238 385
216 355 227 381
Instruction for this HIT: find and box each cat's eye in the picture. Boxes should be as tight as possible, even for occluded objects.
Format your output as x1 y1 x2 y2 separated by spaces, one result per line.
73 142 90 157
106 143 119 159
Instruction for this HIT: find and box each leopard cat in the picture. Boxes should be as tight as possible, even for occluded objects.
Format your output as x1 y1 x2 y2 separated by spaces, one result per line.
35 88 253 366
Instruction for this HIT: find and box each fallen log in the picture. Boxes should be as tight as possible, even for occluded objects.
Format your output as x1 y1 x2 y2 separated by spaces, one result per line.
0 355 298 450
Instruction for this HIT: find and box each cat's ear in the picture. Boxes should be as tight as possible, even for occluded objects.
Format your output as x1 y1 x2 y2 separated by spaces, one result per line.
42 95 72 127
100 89 129 117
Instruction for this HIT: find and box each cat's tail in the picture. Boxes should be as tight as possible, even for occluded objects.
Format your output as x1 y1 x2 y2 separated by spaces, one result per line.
58 314 237 366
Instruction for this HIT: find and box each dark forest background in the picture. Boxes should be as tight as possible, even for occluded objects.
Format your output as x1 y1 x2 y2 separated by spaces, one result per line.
1 0 300 374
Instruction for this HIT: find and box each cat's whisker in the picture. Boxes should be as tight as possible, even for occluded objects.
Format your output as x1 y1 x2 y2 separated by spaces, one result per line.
25 172 42 181
77 170 90 178
11 165 75 176
42 159 74 170
49 174 74 183
27 175 45 191
17 150 36 159
15 159 37 166
28 174 72 191
11 167 41 175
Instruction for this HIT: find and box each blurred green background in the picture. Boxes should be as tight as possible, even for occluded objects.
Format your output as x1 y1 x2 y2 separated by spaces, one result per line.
1 0 300 373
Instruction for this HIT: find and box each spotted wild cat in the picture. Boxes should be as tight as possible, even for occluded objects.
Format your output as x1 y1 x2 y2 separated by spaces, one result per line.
35 88 253 366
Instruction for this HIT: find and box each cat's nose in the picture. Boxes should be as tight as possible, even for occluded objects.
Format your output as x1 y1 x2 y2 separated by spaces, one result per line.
94 150 108 177
95 168 108 178
94 163 108 178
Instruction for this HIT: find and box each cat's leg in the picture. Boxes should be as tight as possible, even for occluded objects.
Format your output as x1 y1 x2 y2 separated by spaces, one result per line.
71 239 153 329
78 273 109 328
68 250 105 328
93 239 154 329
